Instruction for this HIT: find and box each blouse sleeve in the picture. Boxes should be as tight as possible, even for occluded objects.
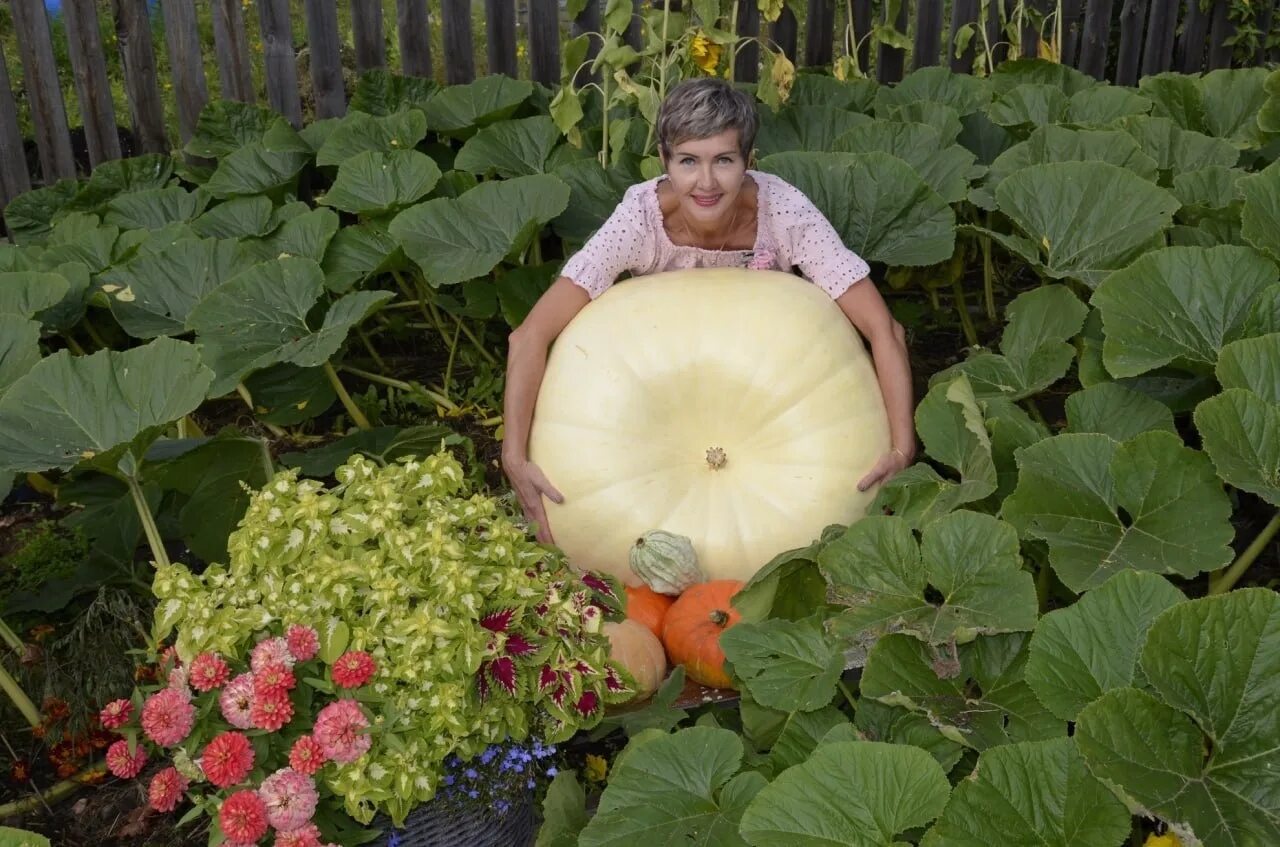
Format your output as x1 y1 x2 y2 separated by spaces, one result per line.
559 184 657 299
769 178 871 299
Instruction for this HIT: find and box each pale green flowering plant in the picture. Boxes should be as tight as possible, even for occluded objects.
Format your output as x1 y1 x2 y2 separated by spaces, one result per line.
150 449 632 826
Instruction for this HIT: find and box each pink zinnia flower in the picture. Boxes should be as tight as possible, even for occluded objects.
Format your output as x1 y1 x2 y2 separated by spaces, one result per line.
253 662 295 698
148 766 188 812
99 699 133 730
140 688 196 747
331 651 375 689
167 665 192 701
189 652 231 692
220 790 269 844
251 691 294 731
258 768 319 833
219 673 256 729
251 637 295 672
312 699 371 764
275 823 322 847
288 735 326 775
201 731 254 788
285 625 319 662
105 739 147 778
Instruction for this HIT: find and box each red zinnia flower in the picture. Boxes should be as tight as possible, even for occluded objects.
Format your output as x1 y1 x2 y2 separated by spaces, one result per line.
148 766 188 813
189 652 231 692
251 691 294 732
253 662 295 698
99 699 133 730
331 651 376 689
219 790 269 844
285 625 319 662
201 731 254 788
105 739 147 778
288 735 326 776
140 688 196 747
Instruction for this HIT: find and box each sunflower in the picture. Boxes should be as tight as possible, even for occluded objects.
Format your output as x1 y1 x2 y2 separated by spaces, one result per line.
690 31 723 75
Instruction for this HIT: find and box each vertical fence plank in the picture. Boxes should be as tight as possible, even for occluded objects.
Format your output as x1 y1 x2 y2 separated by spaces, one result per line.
852 0 872 75
443 0 477 83
734 0 760 82
1175 0 1208 71
570 0 600 86
1115 0 1150 85
948 0 979 72
625 0 644 54
1205 0 1235 68
258 0 304 126
0 41 33 205
1141 0 1180 75
9 0 76 182
352 0 386 72
1059 0 1085 66
985 0 1010 69
914 0 944 68
876 1 907 82
528 0 559 85
1256 0 1276 64
1019 0 1042 57
212 0 256 102
772 6 798 66
1078 0 1115 78
303 0 347 118
162 0 210 145
396 0 433 77
487 0 518 77
805 0 835 67
62 0 122 165
111 0 167 154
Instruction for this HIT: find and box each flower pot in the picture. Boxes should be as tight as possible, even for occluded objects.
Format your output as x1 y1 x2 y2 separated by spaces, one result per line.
377 791 536 847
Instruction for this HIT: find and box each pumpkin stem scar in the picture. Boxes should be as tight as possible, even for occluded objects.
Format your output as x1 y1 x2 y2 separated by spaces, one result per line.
705 447 728 469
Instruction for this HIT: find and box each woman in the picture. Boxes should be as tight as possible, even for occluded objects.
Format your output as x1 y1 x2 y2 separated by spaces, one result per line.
503 78 915 542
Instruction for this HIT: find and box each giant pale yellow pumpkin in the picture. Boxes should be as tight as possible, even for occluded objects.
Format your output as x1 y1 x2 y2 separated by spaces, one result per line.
529 269 890 584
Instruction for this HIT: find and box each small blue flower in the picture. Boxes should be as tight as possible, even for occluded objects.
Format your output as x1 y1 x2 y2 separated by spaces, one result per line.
468 789 480 799
546 766 558 777
465 768 478 779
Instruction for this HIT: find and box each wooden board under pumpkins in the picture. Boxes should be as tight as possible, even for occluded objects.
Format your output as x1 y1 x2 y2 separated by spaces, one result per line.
605 675 739 715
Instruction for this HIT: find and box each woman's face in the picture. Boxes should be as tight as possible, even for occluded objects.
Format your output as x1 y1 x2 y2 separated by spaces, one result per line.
660 129 748 227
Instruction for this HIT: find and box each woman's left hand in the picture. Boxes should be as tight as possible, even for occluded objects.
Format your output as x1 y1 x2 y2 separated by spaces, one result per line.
857 446 914 492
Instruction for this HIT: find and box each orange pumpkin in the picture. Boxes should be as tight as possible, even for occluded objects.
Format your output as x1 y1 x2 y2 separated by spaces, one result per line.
604 619 667 699
661 580 744 690
625 585 675 639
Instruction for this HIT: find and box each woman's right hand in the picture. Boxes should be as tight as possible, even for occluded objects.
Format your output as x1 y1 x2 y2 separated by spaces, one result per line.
503 455 563 544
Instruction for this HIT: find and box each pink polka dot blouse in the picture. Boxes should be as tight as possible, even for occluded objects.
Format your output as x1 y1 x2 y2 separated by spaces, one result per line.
560 169 872 300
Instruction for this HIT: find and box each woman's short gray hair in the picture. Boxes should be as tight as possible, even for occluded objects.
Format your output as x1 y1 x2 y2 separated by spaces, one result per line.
656 78 758 159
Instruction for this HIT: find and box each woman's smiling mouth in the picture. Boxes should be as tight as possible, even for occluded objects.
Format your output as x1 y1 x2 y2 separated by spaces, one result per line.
692 194 721 207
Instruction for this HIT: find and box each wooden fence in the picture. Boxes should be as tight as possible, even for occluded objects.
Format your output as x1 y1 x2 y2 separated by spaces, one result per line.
2 0 1278 208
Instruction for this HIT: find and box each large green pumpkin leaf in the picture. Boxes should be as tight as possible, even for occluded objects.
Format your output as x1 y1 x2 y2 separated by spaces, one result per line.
982 162 1179 288
348 70 438 116
551 159 634 245
1064 382 1177 440
241 363 335 425
888 101 964 144
1065 85 1153 126
1076 590 1280 847
1199 67 1271 147
321 223 403 293
185 101 278 158
1138 73 1207 132
850 700 965 771
454 115 561 177
204 143 310 199
1001 431 1234 592
0 338 213 473
860 633 1063 751
98 237 257 338
243 208 340 263
739 741 950 847
990 60 1096 96
279 424 457 477
0 316 41 398
389 174 571 286
920 738 1131 847
823 511 1036 653
986 83 1069 131
187 257 393 395
932 284 1087 400
765 707 849 775
1194 334 1280 505
578 726 762 847
1117 116 1239 172
1092 246 1278 378
1025 570 1184 721
104 186 208 230
874 66 989 116
0 272 70 318
755 106 872 156
1241 159 1280 264
759 151 955 266
319 150 441 216
719 615 842 713
422 75 534 134
191 196 274 239
871 375 997 529
314 109 427 167
832 120 978 204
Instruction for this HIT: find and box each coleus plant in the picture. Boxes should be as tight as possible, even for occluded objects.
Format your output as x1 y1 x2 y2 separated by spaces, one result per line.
146 449 633 827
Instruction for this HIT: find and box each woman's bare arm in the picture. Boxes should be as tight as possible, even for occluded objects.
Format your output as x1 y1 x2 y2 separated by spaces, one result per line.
833 277 916 491
502 277 591 540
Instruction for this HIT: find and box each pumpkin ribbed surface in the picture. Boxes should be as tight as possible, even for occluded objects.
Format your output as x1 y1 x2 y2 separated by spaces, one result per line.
624 585 674 640
604 619 667 698
661 580 743 690
529 269 890 584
